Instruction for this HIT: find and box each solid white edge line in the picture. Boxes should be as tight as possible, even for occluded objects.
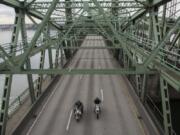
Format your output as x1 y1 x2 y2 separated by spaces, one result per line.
66 110 73 131
26 79 62 135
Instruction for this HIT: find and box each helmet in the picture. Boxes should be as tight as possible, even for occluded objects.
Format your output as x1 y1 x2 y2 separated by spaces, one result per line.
75 100 82 106
94 97 101 104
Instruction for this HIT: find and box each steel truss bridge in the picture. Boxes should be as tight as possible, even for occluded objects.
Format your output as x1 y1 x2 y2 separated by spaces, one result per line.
0 0 180 135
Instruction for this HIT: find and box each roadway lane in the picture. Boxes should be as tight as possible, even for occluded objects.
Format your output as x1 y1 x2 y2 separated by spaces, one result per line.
24 36 149 135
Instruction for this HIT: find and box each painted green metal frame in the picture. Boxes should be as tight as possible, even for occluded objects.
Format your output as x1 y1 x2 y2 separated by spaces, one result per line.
0 68 157 75
0 8 21 135
0 0 180 135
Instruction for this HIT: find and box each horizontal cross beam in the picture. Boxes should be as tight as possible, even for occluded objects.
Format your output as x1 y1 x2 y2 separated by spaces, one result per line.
0 68 157 75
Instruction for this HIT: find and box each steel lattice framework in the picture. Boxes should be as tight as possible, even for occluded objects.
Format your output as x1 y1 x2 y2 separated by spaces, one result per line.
0 0 180 135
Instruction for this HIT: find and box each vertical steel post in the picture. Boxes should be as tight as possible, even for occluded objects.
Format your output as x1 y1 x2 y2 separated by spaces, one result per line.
135 74 142 96
160 76 173 135
64 0 73 59
46 25 54 78
152 7 162 44
111 0 119 31
20 9 36 103
0 75 12 135
161 4 167 38
36 49 45 96
60 45 64 67
55 42 60 68
0 8 21 135
19 0 59 67
148 10 153 46
140 74 147 102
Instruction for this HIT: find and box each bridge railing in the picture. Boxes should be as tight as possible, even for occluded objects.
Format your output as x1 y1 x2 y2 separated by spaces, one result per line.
0 38 56 64
124 33 180 72
7 75 49 117
7 53 65 117
8 87 30 116
0 33 58 63
146 95 177 135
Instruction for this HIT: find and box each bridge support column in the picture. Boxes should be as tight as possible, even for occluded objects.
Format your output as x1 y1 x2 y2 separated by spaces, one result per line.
46 25 54 78
0 8 22 135
64 0 73 60
0 75 12 135
160 76 173 135
111 0 119 31
161 4 167 38
36 50 45 96
55 42 60 68
123 52 129 68
140 74 147 102
60 47 64 67
152 7 162 44
20 10 36 103
62 40 70 60
135 75 142 96
111 0 119 59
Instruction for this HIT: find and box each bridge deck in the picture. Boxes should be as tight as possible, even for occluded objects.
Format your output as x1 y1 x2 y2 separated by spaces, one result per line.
21 36 149 135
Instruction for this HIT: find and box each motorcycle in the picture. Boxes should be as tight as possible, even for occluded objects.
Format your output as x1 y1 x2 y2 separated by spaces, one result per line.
74 107 82 122
94 104 101 119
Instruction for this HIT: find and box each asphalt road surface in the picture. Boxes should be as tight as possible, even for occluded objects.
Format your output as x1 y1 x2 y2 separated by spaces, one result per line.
24 36 149 135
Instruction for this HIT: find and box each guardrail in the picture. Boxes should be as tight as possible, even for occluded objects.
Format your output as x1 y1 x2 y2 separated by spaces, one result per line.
124 33 180 72
8 88 29 116
7 76 49 117
146 95 177 135
6 55 65 117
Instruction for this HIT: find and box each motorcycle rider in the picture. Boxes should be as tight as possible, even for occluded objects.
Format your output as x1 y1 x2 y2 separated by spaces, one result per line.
74 100 84 114
94 97 101 119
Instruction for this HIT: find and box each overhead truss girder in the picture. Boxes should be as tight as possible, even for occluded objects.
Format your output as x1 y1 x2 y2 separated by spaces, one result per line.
31 1 143 9
0 0 63 31
0 0 179 135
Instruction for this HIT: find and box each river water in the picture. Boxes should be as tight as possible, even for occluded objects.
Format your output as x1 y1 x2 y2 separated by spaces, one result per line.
0 30 56 102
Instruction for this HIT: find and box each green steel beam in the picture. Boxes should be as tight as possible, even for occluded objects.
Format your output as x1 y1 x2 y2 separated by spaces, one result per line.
120 0 171 31
64 0 73 59
18 0 59 68
0 46 16 68
36 50 45 96
143 17 180 67
161 71 180 92
0 0 62 31
140 74 147 102
0 75 12 135
91 0 136 66
147 0 171 7
160 76 173 135
27 10 63 31
121 9 147 31
1 0 22 8
54 43 60 68
161 4 167 38
20 10 36 104
0 14 84 71
0 8 22 135
0 68 157 75
152 7 162 44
